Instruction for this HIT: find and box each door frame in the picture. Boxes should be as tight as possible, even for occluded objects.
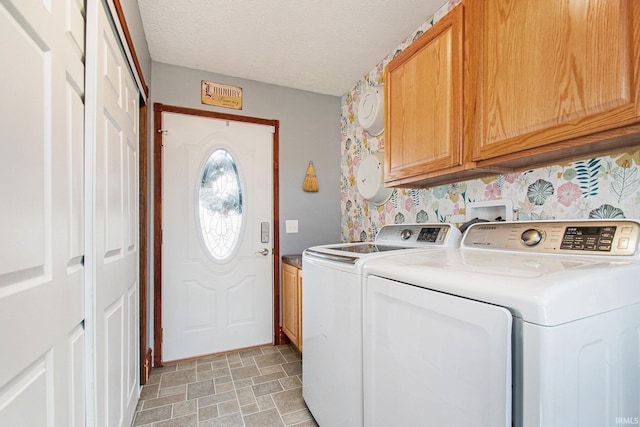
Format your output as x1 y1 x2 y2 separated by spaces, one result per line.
152 103 281 366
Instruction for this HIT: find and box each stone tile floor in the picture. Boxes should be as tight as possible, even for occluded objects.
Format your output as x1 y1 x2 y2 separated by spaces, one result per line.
133 344 318 426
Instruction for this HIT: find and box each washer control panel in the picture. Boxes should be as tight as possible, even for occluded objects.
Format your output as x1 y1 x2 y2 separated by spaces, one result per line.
463 220 640 256
560 225 617 252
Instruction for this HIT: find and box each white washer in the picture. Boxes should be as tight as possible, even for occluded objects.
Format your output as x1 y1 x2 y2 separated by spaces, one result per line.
302 223 461 427
363 219 640 427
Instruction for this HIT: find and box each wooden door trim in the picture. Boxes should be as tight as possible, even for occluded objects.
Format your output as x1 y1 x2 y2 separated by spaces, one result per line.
139 102 151 384
152 103 281 367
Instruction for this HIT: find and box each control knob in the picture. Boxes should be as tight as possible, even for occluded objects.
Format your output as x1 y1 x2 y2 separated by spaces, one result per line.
521 229 543 246
400 229 413 240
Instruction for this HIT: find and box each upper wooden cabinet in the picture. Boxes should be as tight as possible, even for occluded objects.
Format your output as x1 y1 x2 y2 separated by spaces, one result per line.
384 5 467 187
466 0 640 169
384 0 640 187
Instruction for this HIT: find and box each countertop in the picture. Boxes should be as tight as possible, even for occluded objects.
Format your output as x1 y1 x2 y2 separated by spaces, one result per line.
282 254 302 269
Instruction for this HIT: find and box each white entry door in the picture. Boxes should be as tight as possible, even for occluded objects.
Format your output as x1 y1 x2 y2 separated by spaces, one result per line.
162 112 274 362
0 0 85 425
88 1 140 425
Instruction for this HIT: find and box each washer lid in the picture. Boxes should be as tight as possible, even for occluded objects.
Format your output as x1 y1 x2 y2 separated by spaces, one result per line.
357 152 392 205
357 85 384 136
364 249 640 326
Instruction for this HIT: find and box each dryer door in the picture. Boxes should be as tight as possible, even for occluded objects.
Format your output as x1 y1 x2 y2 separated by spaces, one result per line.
364 275 513 427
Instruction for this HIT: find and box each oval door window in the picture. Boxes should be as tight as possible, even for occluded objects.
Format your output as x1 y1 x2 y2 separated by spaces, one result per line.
198 148 243 261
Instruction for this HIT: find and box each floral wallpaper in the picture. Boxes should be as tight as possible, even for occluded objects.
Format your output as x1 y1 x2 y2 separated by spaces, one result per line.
340 0 640 242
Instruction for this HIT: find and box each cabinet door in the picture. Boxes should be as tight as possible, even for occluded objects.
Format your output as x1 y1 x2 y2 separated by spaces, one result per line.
297 273 303 351
384 4 464 186
282 263 300 346
467 0 640 163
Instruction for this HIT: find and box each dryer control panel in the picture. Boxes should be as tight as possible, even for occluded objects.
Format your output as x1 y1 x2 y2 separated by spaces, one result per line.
376 223 461 247
462 220 640 256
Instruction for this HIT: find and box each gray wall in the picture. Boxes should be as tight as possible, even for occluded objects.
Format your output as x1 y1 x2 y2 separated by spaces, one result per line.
151 61 342 255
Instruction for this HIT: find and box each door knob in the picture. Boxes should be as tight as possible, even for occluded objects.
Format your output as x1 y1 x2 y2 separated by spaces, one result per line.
255 248 269 256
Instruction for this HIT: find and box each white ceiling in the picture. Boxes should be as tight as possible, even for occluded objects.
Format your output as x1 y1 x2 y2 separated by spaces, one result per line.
137 0 445 96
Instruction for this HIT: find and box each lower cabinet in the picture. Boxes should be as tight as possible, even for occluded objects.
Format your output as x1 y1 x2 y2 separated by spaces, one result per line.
282 262 302 352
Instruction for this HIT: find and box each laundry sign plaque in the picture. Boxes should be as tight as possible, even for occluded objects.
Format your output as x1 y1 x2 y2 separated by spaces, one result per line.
201 81 243 110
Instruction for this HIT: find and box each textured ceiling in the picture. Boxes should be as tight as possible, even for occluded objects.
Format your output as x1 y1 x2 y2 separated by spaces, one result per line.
137 0 445 96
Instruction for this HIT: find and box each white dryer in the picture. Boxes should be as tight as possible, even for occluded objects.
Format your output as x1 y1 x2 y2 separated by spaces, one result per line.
363 220 640 427
302 223 461 427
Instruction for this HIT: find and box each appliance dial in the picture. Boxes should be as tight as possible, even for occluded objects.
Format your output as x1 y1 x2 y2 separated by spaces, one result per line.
521 229 543 246
400 229 413 240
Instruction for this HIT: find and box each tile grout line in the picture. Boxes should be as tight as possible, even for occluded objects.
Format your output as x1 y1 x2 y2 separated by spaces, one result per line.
134 344 312 426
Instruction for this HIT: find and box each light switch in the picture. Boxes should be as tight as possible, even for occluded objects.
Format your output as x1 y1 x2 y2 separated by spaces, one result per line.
286 220 299 233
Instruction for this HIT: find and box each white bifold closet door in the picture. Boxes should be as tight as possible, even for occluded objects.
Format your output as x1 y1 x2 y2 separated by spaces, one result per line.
87 0 141 425
0 0 86 425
